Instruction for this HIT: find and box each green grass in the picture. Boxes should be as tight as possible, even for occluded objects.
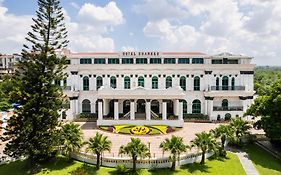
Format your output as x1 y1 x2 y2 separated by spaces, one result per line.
0 152 246 175
244 144 281 175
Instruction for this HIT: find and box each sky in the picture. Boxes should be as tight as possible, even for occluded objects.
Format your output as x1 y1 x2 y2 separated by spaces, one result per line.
0 0 281 65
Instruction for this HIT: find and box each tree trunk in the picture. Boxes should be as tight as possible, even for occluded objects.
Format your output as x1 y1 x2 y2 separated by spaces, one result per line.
132 156 137 172
96 153 100 169
200 150 205 164
221 137 226 149
171 154 176 171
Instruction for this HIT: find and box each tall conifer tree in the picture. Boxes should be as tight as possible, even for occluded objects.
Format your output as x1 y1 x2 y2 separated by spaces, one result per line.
1 0 68 164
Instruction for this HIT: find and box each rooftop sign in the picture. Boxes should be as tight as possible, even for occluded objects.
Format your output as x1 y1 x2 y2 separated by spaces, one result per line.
122 52 160 56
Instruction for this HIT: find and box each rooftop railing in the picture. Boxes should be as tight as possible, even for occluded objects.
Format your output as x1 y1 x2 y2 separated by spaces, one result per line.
213 106 243 111
210 86 245 91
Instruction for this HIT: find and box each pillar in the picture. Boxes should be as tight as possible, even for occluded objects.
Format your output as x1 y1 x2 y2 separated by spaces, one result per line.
103 99 109 115
130 100 135 120
75 99 79 114
174 99 179 116
114 100 119 120
98 100 103 120
146 100 151 120
162 101 167 120
91 101 95 114
187 102 192 114
179 101 183 120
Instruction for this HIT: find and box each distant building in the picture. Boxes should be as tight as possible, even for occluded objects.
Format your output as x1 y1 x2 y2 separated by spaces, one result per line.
0 54 22 78
60 50 255 127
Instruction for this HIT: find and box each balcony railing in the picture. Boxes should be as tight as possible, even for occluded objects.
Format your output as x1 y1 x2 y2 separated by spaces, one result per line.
61 86 72 91
210 86 245 91
213 106 243 111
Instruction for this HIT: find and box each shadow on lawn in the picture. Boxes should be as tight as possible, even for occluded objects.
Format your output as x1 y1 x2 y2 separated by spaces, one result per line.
243 144 281 173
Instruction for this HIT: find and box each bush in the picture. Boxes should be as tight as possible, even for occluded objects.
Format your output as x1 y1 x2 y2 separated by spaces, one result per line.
116 164 127 173
71 167 87 175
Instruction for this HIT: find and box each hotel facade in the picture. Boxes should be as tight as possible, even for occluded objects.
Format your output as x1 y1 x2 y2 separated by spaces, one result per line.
61 50 255 127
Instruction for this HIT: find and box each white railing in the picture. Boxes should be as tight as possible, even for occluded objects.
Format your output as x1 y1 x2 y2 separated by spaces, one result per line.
71 151 214 169
123 111 130 119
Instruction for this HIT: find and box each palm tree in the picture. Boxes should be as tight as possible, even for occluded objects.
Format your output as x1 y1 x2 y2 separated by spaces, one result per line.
230 117 252 145
119 138 150 172
212 124 233 153
159 135 189 171
191 131 219 164
60 122 83 159
86 132 112 169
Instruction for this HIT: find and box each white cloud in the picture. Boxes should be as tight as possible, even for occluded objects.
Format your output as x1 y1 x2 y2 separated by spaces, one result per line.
69 2 80 9
78 2 124 26
122 46 136 51
0 1 124 53
136 0 281 65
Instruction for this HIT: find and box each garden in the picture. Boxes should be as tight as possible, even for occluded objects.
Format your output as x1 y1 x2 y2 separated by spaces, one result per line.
99 125 181 135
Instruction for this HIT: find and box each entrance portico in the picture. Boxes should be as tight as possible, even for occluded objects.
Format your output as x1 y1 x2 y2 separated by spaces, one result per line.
96 86 185 127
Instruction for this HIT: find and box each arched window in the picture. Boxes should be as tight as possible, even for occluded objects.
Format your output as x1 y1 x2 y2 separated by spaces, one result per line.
138 76 144 87
222 76 229 90
124 76 130 89
83 76 89 91
222 99 228 110
225 113 231 120
216 77 219 90
166 76 172 89
110 76 116 89
96 76 103 90
194 76 200 91
231 77 235 90
82 99 91 113
192 99 201 114
152 76 158 89
180 76 186 91
182 100 187 114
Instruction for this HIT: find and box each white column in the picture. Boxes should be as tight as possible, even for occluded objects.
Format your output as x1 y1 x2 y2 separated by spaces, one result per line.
179 101 183 120
114 100 119 120
130 100 135 120
242 99 247 112
103 99 109 115
205 99 208 115
75 99 79 114
98 101 103 120
91 101 95 114
146 100 151 120
162 101 167 120
187 102 192 114
174 99 179 116
71 99 76 115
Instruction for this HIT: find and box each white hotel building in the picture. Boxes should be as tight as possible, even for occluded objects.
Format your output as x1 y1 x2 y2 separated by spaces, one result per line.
61 51 255 127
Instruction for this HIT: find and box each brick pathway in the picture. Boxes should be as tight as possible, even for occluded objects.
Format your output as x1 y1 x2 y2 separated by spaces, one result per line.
77 122 218 158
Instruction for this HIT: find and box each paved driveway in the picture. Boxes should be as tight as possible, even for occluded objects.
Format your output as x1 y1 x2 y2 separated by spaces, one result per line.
78 122 219 158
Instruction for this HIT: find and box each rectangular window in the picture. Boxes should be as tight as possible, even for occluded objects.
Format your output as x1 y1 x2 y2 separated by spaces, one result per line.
228 59 239 64
212 59 223 64
122 58 134 64
136 58 147 64
94 58 106 64
108 58 119 64
80 58 92 64
164 58 176 64
150 58 161 64
192 58 204 64
178 58 190 64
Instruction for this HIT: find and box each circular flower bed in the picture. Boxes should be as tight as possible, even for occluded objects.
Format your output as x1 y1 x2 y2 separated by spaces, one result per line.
99 125 181 135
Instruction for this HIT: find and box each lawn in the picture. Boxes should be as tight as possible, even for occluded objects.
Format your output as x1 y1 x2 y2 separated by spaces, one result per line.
244 144 281 175
0 152 246 175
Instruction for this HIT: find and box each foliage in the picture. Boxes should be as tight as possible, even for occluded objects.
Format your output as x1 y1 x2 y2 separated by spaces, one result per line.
245 79 281 142
254 68 281 95
70 167 87 175
0 75 14 111
119 138 150 172
115 164 127 173
160 135 189 170
60 122 83 158
211 124 233 156
229 117 251 146
0 0 68 165
191 131 219 164
86 132 111 169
